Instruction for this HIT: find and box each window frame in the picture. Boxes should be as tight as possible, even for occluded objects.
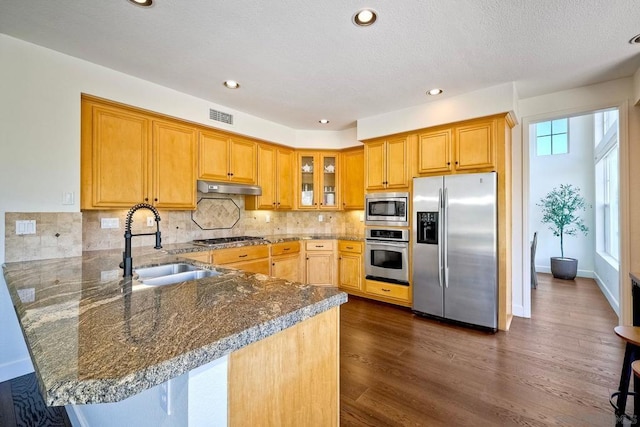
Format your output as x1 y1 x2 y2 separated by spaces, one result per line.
535 118 569 156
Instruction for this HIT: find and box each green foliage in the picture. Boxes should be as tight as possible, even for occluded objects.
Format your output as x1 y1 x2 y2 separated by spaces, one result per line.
537 184 589 258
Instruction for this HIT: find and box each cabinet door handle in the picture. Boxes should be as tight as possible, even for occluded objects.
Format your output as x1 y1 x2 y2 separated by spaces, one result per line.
346 246 353 249
381 288 391 292
283 248 290 251
238 254 248 258
316 245 324 248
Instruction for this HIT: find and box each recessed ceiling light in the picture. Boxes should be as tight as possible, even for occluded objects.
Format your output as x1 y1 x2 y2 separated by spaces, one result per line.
128 0 153 7
629 33 640 44
223 80 240 89
427 88 443 96
353 9 377 27
319 119 330 124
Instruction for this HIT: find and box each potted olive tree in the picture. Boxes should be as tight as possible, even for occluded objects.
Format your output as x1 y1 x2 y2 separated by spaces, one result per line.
537 184 589 280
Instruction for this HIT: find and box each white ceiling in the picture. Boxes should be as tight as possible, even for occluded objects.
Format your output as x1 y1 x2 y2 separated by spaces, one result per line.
2 0 640 130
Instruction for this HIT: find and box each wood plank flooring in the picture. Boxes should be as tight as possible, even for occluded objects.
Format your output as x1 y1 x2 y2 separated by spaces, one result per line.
340 274 626 426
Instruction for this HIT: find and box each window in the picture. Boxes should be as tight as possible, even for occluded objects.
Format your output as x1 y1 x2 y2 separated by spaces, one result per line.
601 146 619 260
535 118 568 156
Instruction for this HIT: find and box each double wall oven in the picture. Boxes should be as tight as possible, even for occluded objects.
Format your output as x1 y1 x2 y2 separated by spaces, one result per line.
364 192 410 286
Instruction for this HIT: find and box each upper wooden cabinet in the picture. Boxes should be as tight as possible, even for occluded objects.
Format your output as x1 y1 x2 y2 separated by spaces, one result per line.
418 117 497 175
297 151 340 210
246 143 294 210
364 136 410 191
81 96 197 210
199 130 257 184
341 147 364 210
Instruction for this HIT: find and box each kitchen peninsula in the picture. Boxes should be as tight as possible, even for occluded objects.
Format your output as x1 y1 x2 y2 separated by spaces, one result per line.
2 244 346 426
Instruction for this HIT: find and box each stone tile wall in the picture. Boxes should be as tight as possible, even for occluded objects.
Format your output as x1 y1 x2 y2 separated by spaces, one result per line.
5 196 364 260
4 213 83 262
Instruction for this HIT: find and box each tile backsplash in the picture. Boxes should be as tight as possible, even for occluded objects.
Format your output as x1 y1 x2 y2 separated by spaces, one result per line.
5 195 364 261
5 212 83 262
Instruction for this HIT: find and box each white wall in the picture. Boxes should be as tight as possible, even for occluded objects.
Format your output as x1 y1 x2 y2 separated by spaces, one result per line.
356 82 518 140
529 114 595 276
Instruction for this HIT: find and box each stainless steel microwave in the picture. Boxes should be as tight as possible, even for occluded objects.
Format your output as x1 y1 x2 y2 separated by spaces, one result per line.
365 192 409 227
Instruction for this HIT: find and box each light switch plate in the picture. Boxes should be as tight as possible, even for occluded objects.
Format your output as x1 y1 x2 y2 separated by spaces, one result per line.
16 220 36 235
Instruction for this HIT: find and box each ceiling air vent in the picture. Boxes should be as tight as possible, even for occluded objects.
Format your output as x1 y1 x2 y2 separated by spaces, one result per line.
209 108 234 125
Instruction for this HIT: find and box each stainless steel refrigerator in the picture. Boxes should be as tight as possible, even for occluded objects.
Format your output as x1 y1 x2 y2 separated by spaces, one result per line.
412 172 498 330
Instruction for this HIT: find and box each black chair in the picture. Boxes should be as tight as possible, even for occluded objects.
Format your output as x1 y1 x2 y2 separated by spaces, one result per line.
531 232 538 289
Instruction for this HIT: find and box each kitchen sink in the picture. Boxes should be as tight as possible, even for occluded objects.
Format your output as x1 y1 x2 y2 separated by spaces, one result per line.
131 263 221 287
139 269 220 286
134 263 201 280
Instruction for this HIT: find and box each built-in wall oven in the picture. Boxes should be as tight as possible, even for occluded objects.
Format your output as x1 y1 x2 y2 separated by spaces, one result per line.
365 228 410 285
365 192 409 227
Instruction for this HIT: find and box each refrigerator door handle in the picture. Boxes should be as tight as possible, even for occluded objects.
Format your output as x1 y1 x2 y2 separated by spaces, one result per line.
443 187 449 288
438 188 443 288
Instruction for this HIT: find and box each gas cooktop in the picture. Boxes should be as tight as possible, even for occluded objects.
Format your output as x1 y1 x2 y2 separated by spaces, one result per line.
192 236 265 247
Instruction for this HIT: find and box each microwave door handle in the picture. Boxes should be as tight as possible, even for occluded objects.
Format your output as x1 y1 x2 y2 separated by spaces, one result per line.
438 188 443 288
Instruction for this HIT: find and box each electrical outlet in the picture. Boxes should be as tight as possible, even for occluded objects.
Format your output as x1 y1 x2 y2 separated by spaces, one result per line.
318 215 324 222
160 380 172 415
100 218 119 229
62 191 75 205
147 216 155 227
265 214 270 223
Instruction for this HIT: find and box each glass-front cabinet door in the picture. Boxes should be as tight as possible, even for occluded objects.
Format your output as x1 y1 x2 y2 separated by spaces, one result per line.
299 154 316 208
297 151 339 210
320 154 338 209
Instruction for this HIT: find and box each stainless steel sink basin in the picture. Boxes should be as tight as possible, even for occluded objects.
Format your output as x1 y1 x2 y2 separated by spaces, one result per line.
139 269 220 286
135 263 201 279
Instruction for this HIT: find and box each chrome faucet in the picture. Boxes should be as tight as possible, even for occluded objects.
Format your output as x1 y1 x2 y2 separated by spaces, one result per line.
121 203 162 277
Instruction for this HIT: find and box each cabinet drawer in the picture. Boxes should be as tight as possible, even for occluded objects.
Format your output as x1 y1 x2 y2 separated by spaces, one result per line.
271 241 301 256
338 240 362 254
181 251 211 263
366 280 410 301
211 245 269 264
305 240 334 251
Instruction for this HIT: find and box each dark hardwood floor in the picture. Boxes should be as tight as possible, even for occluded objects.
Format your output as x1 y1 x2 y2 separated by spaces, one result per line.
340 273 626 426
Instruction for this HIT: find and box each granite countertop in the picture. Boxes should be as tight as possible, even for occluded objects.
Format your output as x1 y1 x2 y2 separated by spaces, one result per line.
165 233 364 254
2 247 347 406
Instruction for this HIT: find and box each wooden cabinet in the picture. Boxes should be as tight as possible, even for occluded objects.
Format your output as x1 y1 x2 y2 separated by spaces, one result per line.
297 151 339 210
364 136 410 191
246 144 294 210
270 241 301 282
228 307 339 426
417 117 496 175
340 147 365 210
181 251 211 263
81 96 197 210
210 245 270 275
365 280 410 302
152 120 198 209
305 240 336 286
199 130 257 184
337 241 363 292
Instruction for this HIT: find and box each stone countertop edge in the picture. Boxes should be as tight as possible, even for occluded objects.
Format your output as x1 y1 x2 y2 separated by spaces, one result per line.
43 292 347 406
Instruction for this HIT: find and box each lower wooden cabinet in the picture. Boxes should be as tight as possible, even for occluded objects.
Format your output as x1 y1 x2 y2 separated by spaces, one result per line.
270 241 301 282
305 240 336 286
337 241 363 292
228 307 339 426
211 245 271 275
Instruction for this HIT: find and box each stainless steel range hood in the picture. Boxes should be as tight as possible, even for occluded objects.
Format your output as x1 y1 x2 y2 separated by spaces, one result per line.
197 180 262 196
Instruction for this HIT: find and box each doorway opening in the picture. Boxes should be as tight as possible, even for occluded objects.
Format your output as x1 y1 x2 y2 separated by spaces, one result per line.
528 108 620 315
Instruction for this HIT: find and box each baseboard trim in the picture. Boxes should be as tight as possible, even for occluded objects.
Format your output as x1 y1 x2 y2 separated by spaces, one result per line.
534 265 594 278
0 358 34 383
593 271 620 316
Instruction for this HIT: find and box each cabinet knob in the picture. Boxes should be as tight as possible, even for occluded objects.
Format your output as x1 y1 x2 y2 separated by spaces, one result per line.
447 162 451 166
272 263 275 266
154 198 158 202
320 202 323 205
455 161 459 165
230 173 234 176
273 202 276 206
144 197 149 202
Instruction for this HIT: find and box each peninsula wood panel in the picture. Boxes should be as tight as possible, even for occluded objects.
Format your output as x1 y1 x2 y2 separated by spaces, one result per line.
228 307 339 427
